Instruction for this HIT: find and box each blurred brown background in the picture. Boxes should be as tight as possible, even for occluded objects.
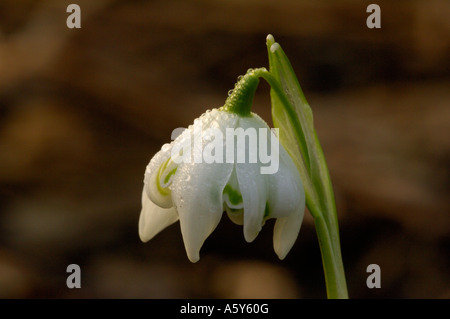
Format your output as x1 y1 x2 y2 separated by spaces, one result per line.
0 0 449 299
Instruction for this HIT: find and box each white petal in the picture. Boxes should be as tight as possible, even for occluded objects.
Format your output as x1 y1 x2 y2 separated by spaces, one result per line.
144 143 175 208
273 205 304 260
267 142 304 219
171 109 237 262
268 131 304 259
235 115 271 242
139 190 179 242
172 162 234 263
236 162 268 242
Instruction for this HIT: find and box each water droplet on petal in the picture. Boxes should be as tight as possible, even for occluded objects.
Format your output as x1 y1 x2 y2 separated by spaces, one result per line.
161 144 171 152
270 43 280 53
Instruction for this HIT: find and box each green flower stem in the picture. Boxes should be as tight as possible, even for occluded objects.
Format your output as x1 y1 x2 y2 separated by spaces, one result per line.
251 67 348 299
313 212 348 299
222 70 260 117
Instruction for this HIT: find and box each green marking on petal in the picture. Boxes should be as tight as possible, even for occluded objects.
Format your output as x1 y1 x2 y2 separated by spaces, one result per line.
156 164 170 196
164 167 178 184
223 185 243 206
156 157 177 197
264 202 270 219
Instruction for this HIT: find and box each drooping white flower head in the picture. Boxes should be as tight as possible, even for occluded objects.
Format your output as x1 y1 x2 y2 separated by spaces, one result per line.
139 72 305 262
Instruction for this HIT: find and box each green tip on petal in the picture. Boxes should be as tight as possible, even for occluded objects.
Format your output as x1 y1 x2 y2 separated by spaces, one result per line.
223 185 243 206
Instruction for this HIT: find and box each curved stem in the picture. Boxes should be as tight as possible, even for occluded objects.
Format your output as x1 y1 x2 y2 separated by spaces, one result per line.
254 68 348 299
222 70 260 117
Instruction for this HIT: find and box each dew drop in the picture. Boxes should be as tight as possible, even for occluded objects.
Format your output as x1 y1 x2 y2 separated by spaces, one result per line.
270 43 280 53
228 89 234 96
161 143 171 152
221 112 229 120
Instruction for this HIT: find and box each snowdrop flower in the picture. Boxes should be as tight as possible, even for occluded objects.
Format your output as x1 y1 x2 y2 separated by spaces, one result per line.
139 71 305 262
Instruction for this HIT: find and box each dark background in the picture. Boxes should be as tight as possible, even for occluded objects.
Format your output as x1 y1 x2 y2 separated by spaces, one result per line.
0 0 449 298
